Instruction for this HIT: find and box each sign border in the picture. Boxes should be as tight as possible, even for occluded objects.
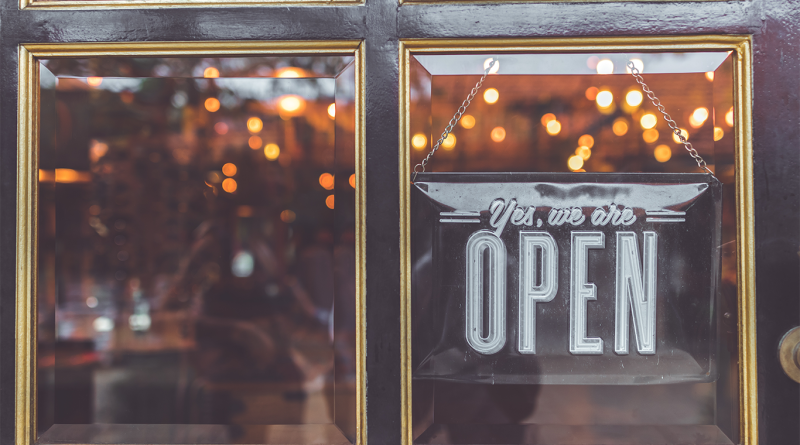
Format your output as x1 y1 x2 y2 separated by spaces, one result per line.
398 35 755 445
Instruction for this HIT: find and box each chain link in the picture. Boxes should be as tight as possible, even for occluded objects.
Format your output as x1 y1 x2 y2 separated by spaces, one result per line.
413 59 496 181
626 61 713 175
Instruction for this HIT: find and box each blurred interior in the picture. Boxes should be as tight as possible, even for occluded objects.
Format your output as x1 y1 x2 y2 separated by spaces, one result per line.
37 56 358 444
409 52 740 445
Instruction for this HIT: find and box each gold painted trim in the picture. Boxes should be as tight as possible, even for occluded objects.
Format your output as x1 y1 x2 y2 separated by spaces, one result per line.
399 36 756 445
16 40 365 445
23 0 360 11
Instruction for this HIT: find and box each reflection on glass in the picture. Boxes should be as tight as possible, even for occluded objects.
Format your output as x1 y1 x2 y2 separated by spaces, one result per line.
37 56 357 444
410 52 738 444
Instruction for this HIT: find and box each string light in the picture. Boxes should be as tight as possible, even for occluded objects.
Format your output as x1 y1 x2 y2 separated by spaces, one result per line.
411 133 427 150
568 155 584 171
441 134 456 150
578 134 594 148
640 113 657 129
491 127 506 142
612 118 629 136
595 90 613 108
483 88 499 104
596 59 614 75
204 98 220 112
540 113 556 126
546 120 561 136
643 129 659 143
625 90 643 107
654 145 672 162
460 114 476 129
222 178 237 193
248 136 262 149
585 87 599 101
222 163 237 177
264 143 280 160
689 107 709 128
319 173 334 190
247 117 263 133
576 146 592 160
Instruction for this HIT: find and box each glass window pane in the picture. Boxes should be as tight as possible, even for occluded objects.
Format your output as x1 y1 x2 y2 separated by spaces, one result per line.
408 51 738 444
37 55 358 444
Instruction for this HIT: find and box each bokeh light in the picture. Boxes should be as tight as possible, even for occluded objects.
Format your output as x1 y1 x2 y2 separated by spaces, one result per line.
643 129 660 143
640 113 658 129
349 174 356 189
214 122 229 135
328 103 336 119
654 145 672 162
279 95 305 114
625 90 643 107
280 209 296 223
491 126 507 142
248 136 263 149
319 173 335 190
483 88 499 104
626 59 644 73
595 90 613 108
612 118 629 136
705 71 715 81
87 77 103 87
725 107 734 127
585 87 599 101
222 178 237 193
689 107 709 128
672 128 689 144
540 113 556 126
325 195 335 210
568 155 584 171
596 59 614 75
264 143 280 160
578 134 595 148
460 114 476 129
411 133 427 150
441 134 456 150
576 146 592 160
203 67 220 78
222 163 237 177
247 117 263 133
484 58 500 74
546 120 562 136
204 98 220 112
714 127 725 141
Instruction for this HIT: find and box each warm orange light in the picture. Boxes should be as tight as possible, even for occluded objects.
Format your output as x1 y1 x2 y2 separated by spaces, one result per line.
705 71 715 81
596 59 614 75
643 129 660 144
578 134 595 149
460 114 476 129
349 174 356 189
203 67 220 78
276 67 303 78
483 88 499 104
640 113 658 129
546 120 562 136
249 135 263 149
595 90 613 108
214 122 229 135
55 169 92 183
325 195 335 209
204 98 220 112
278 95 305 114
540 113 556 126
411 133 427 150
567 155 584 171
264 143 280 160
247 117 263 133
280 210 296 223
441 134 456 150
222 178 237 193
612 118 629 136
625 90 643 107
491 126 506 142
714 127 724 141
689 107 709 128
725 107 734 127
89 140 109 162
585 87 599 101
654 145 672 162
319 173 335 190
576 146 592 161
87 77 103 87
327 103 336 119
672 128 689 144
222 163 237 177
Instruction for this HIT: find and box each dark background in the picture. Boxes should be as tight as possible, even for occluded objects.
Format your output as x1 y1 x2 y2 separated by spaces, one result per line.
1 0 798 444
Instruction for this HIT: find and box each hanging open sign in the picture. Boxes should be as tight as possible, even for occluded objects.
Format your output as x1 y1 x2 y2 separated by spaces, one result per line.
410 173 722 385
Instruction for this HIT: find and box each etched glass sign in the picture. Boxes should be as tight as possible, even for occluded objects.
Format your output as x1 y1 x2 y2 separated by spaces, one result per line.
411 173 722 385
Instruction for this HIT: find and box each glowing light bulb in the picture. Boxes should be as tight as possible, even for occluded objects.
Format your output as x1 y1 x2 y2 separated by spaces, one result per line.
483 88 499 104
595 90 614 108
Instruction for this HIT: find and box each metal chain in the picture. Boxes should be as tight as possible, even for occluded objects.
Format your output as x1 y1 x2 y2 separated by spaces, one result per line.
413 59 496 181
627 60 714 175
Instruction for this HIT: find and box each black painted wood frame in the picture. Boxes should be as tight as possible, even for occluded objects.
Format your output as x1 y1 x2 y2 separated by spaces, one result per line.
1 0 799 444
